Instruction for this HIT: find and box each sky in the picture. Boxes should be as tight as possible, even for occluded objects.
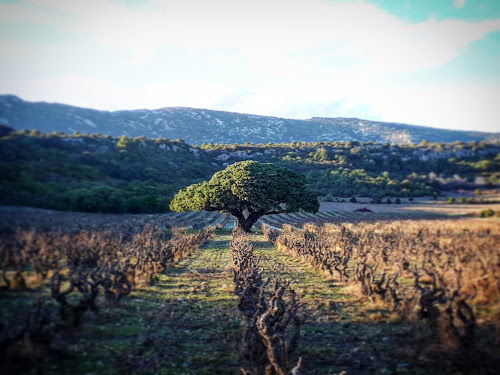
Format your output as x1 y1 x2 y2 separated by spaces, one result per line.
1 0 500 132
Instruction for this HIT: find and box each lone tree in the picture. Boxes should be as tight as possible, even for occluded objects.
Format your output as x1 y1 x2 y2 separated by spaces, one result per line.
169 161 319 232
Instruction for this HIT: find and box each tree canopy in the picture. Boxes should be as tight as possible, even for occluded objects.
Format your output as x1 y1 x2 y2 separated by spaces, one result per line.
169 161 319 231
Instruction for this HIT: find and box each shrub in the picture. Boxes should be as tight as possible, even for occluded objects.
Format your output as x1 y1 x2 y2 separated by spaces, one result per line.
324 194 334 202
480 209 495 218
349 196 357 203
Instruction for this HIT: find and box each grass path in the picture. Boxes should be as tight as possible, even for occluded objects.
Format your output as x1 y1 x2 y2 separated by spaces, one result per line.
43 231 241 375
248 232 437 375
39 229 436 375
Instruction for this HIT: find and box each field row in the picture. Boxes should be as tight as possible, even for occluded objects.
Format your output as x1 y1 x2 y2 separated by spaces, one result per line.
1 207 499 374
263 218 500 371
257 210 435 229
0 206 443 234
0 217 216 374
0 206 229 233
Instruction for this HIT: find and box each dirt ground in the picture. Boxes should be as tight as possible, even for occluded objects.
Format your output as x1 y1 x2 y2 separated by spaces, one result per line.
319 191 500 216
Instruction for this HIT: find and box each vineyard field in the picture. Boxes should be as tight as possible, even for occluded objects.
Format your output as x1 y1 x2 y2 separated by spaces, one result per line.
1 206 499 374
0 205 442 233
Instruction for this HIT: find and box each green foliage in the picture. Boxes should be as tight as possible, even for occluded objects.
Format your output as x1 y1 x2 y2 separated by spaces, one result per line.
0 132 218 214
324 193 334 202
310 147 329 162
116 135 131 148
199 139 499 198
448 197 456 204
480 209 495 218
0 130 498 214
170 161 319 231
67 187 126 213
0 124 14 137
171 160 319 214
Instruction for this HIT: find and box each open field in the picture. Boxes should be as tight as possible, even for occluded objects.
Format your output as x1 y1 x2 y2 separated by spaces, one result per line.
319 191 500 216
1 205 499 374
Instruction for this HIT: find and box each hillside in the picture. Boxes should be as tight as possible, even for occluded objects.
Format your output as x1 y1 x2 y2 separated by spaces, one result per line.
1 129 498 213
1 95 498 145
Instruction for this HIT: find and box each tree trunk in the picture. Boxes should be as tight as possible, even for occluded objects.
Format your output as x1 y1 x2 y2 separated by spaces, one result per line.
232 211 261 233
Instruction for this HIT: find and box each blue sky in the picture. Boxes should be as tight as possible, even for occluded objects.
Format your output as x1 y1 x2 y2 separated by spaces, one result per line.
1 0 499 132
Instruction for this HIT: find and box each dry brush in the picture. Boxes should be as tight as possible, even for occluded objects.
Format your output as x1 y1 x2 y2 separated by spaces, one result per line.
263 220 500 351
231 228 302 375
0 222 214 368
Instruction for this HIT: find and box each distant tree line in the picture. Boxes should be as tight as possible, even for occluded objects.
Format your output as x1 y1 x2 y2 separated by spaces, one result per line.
0 129 218 213
0 128 498 213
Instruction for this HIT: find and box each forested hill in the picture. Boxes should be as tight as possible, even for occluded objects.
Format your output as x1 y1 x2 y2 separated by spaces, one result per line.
1 128 499 213
1 95 498 145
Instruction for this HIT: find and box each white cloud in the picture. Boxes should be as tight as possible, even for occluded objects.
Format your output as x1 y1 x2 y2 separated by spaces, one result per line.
453 0 466 9
220 79 500 132
0 75 230 110
7 0 499 70
356 81 500 132
1 0 500 132
96 1 499 75
0 2 67 25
